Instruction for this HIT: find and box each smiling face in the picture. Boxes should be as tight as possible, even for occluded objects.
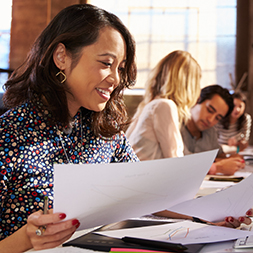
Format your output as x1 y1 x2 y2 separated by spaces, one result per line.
190 94 229 132
54 26 126 117
231 98 245 121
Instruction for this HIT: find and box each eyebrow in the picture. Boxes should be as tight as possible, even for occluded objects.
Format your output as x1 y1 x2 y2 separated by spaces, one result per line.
98 53 116 58
98 53 126 63
208 104 216 112
208 104 226 119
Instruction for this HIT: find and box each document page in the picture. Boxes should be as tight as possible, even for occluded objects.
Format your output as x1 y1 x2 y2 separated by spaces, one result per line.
169 172 253 222
95 220 253 245
54 150 217 230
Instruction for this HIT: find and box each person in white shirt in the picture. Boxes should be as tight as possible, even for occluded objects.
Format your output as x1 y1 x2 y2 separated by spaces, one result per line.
126 50 201 160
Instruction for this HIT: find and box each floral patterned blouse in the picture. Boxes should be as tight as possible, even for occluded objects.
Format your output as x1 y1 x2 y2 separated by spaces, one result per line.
0 101 138 240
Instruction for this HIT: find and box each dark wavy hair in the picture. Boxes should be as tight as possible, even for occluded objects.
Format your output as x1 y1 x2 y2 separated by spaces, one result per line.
220 91 247 130
3 4 136 137
197 84 234 118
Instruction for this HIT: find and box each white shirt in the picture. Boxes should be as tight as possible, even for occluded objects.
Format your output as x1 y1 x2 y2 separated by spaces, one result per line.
126 98 184 160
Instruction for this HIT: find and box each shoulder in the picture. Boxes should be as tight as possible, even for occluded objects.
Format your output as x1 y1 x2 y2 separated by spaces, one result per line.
245 113 252 122
0 102 42 137
180 124 192 139
148 98 177 112
0 103 32 141
1 102 32 120
180 123 187 133
214 121 223 131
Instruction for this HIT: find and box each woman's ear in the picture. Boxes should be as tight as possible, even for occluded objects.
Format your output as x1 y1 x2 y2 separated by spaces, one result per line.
53 43 69 70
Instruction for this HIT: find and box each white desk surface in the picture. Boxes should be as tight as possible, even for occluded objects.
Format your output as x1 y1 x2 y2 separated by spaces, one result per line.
27 218 253 253
27 234 253 253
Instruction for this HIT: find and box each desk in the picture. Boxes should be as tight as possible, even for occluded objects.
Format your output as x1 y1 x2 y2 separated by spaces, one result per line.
27 151 253 253
27 227 253 253
26 214 253 253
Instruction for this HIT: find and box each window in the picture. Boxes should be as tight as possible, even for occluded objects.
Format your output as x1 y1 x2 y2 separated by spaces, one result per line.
89 0 236 90
0 0 12 93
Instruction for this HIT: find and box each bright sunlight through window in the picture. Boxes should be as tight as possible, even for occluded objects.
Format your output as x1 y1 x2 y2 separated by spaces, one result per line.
89 0 236 91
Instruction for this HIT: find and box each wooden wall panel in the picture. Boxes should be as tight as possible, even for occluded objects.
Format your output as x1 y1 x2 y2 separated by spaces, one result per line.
248 0 253 145
9 0 84 70
10 0 47 69
50 0 81 21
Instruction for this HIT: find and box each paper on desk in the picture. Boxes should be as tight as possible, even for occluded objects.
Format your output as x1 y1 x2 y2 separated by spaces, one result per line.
169 172 253 222
54 150 217 230
95 220 253 245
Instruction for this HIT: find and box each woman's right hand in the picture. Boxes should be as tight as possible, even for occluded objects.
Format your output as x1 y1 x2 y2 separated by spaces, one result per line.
26 209 80 250
215 157 245 175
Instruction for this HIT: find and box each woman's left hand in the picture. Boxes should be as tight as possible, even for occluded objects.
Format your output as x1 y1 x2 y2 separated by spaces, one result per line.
153 209 253 229
213 209 253 228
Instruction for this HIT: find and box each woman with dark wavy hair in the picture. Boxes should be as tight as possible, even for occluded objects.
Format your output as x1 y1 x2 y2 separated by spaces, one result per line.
215 91 252 153
0 4 138 251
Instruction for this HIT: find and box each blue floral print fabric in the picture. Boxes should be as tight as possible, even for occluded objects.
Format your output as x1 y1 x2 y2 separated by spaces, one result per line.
0 101 138 239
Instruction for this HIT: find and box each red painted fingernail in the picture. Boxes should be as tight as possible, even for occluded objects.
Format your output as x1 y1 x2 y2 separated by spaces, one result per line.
241 159 245 163
59 213 66 220
75 221 80 229
229 217 234 222
72 219 79 226
239 217 244 222
225 217 229 222
247 210 252 216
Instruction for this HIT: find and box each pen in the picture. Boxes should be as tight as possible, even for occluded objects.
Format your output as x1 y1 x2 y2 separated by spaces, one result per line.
122 236 187 252
192 216 214 226
40 196 48 234
35 196 48 236
209 176 244 182
43 195 49 215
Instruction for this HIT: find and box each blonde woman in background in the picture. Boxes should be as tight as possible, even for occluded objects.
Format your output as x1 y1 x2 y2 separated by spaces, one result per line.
126 50 201 160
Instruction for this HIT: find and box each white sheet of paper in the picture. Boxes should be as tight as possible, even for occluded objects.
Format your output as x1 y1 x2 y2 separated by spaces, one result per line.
54 150 217 230
169 172 253 222
95 220 253 245
200 179 236 189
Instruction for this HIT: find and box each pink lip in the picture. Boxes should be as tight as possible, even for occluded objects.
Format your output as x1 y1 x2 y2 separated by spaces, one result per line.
201 121 209 128
95 88 111 101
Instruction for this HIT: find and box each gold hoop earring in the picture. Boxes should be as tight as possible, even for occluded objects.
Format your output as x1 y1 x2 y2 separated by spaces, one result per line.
56 70 66 83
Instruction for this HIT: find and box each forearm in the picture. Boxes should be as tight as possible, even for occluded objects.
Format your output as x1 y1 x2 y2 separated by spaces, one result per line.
238 140 248 151
0 225 33 253
213 157 244 175
208 163 217 175
213 160 224 174
214 159 234 174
